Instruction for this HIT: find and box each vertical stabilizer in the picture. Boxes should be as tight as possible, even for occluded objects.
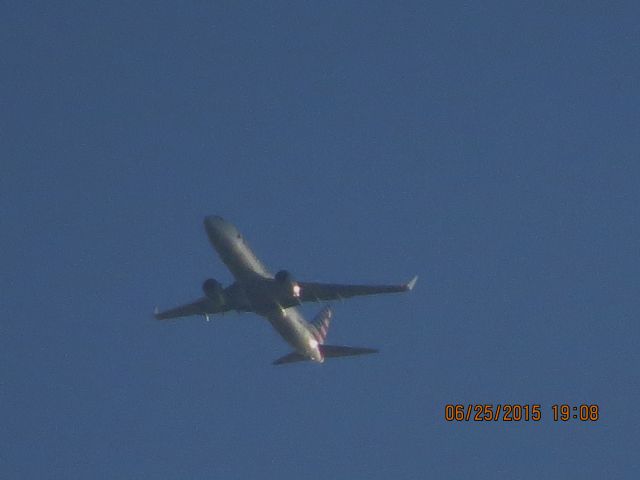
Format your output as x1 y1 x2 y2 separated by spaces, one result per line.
309 306 332 344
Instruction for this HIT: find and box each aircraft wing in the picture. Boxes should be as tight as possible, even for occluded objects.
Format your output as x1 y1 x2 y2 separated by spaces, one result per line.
297 275 417 303
154 297 231 320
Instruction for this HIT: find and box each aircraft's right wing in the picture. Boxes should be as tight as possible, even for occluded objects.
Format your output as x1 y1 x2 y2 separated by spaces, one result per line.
297 275 418 303
154 297 231 320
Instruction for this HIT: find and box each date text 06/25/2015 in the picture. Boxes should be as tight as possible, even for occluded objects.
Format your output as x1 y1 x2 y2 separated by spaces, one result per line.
444 404 600 422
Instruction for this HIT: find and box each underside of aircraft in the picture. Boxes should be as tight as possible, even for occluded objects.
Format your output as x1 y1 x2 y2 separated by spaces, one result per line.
154 216 417 365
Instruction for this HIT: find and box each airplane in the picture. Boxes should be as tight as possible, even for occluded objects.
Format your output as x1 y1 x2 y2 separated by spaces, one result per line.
154 216 417 365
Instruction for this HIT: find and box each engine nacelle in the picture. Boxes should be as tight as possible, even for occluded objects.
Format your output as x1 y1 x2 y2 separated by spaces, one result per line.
275 270 293 284
202 278 225 304
274 270 301 299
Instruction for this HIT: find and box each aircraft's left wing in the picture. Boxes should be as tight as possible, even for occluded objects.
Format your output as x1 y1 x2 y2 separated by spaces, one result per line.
154 297 231 320
297 275 417 303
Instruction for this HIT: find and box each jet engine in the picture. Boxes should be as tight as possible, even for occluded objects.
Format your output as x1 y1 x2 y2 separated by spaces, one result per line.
274 270 302 299
275 269 293 284
202 278 225 305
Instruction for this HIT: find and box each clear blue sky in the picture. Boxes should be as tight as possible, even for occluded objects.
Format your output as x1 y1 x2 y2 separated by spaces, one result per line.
2 2 639 478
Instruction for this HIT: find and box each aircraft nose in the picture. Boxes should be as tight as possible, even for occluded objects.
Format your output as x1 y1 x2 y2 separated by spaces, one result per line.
204 215 227 243
204 215 225 227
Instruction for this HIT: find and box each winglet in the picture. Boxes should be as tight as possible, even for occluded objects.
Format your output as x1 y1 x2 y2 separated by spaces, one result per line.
405 275 418 291
153 306 160 319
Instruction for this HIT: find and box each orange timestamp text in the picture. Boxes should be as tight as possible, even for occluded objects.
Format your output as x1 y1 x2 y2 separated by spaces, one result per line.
444 404 600 422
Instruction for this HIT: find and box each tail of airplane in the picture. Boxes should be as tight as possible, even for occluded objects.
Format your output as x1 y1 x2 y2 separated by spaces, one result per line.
273 345 378 365
272 305 378 365
309 305 332 344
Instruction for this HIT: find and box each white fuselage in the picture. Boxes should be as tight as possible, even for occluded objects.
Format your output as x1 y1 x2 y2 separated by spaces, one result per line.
204 216 323 362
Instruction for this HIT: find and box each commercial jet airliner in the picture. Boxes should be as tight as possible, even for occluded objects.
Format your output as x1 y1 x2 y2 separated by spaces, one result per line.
154 216 417 365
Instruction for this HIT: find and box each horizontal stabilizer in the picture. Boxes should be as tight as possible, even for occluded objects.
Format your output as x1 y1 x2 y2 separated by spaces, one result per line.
273 352 308 365
319 345 378 358
272 345 378 365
